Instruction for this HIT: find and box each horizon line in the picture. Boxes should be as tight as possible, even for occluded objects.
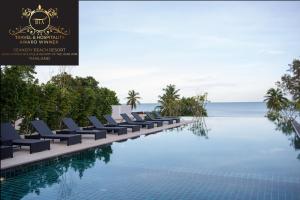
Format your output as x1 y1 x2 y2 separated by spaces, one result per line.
120 101 265 104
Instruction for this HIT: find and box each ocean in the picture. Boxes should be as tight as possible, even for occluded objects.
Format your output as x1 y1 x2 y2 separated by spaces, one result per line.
133 102 267 117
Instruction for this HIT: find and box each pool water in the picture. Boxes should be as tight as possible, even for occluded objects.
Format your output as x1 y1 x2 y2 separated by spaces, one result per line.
1 117 300 200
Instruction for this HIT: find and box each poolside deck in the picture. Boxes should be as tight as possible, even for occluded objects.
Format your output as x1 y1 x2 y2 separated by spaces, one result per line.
1 120 191 170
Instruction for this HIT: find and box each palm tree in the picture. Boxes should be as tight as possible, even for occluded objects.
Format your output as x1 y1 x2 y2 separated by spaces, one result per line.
158 84 180 116
126 90 141 110
159 84 180 101
264 88 288 112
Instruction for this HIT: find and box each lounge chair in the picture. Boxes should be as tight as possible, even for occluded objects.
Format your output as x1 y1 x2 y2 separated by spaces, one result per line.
1 123 50 154
144 112 173 124
131 112 163 127
120 113 154 129
87 116 127 135
154 111 180 123
1 145 13 159
104 115 140 132
61 118 106 140
31 120 81 146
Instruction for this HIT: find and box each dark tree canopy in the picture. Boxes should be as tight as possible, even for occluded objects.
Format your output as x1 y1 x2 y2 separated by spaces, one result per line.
1 66 37 123
1 66 119 134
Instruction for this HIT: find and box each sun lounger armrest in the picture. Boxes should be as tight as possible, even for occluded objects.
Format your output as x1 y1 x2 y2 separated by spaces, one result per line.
56 130 76 135
0 139 13 146
82 126 95 130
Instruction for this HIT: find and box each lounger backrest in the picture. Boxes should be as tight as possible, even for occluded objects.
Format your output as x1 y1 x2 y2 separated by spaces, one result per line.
120 113 133 123
131 112 143 121
62 118 80 131
31 120 54 136
0 123 21 141
104 115 118 125
144 112 155 120
88 116 104 128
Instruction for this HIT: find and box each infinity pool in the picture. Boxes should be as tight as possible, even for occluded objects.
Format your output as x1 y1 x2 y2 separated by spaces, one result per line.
1 117 300 200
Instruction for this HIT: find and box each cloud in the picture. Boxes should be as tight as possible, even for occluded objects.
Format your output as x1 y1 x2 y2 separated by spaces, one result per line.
259 49 285 55
36 2 300 102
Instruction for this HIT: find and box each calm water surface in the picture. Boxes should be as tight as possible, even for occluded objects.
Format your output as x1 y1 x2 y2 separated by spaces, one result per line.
134 102 267 117
1 117 299 200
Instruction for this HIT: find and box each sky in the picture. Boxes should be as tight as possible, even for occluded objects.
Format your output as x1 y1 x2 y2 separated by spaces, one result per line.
35 1 300 103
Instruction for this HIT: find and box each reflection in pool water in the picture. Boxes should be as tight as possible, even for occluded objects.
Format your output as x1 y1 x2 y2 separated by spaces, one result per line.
1 117 300 200
189 117 210 138
1 146 113 200
267 114 300 151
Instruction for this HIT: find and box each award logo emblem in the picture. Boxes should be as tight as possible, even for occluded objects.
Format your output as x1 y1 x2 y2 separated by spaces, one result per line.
0 0 78 65
9 4 69 36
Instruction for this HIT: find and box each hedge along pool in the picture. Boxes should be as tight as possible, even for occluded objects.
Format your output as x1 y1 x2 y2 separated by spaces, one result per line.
1 117 300 200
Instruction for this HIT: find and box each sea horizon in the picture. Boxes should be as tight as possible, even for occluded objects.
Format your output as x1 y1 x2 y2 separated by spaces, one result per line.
127 101 265 104
130 102 267 117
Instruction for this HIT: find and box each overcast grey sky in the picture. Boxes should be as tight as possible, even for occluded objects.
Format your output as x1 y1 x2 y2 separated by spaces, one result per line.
36 1 300 103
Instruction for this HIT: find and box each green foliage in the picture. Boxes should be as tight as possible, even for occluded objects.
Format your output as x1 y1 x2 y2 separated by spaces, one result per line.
19 80 43 134
266 110 280 122
94 87 119 122
39 82 73 130
126 90 141 110
158 84 181 116
180 95 208 117
179 97 195 115
296 101 300 112
46 73 119 128
278 59 300 103
158 84 207 117
1 66 119 134
0 66 36 123
191 93 208 117
264 88 289 112
265 58 300 120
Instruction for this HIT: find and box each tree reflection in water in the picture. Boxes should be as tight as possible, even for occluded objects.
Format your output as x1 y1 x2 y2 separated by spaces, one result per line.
70 145 112 178
189 117 210 139
267 114 300 160
166 124 186 133
58 145 113 199
1 145 113 200
58 172 74 200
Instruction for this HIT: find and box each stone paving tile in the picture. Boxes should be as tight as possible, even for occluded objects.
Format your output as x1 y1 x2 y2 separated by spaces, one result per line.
1 121 189 170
